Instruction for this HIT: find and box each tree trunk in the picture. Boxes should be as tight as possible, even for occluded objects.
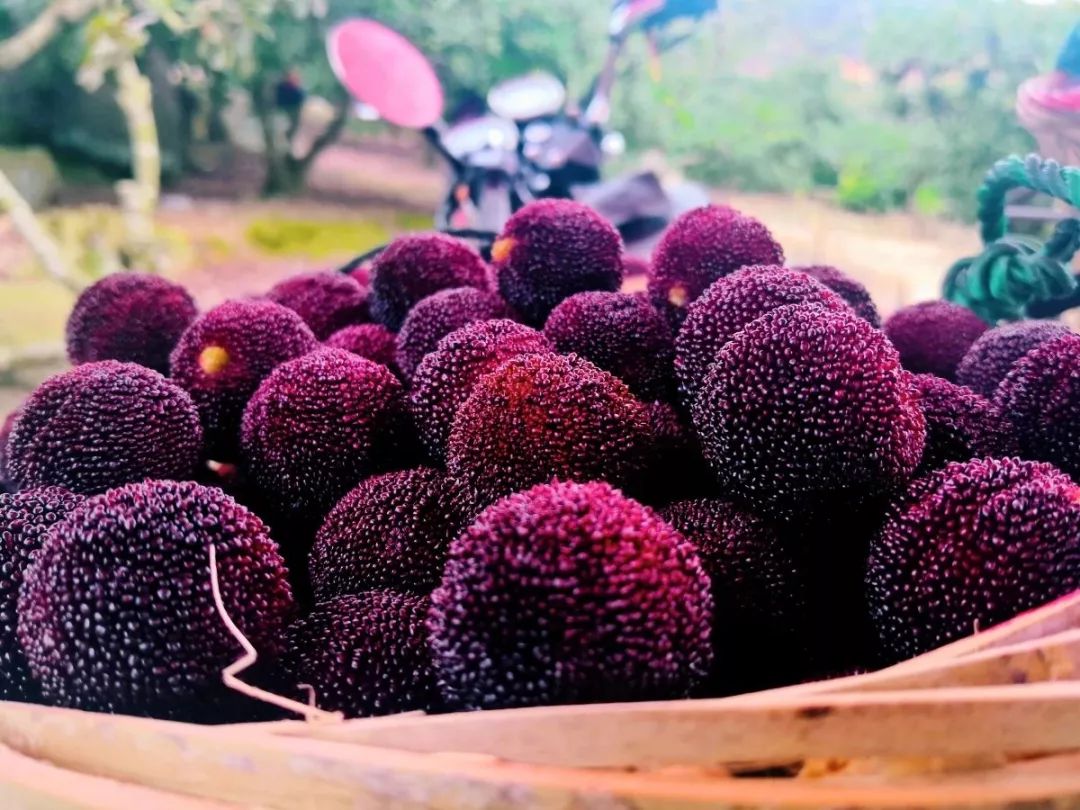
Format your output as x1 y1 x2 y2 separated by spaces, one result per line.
254 79 351 197
207 72 230 143
262 156 308 196
297 90 351 174
0 0 96 70
0 168 78 290
0 0 94 293
252 78 292 196
113 56 162 271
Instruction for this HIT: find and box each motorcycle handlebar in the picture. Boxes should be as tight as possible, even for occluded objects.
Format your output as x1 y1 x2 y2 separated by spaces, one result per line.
422 125 465 173
337 229 499 271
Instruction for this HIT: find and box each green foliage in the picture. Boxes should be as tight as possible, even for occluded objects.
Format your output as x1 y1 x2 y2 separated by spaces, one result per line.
607 0 1073 219
246 215 390 257
393 211 436 231
32 204 191 278
912 183 946 218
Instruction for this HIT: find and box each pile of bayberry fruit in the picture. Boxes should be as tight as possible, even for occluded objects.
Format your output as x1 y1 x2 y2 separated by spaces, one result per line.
1 198 1078 722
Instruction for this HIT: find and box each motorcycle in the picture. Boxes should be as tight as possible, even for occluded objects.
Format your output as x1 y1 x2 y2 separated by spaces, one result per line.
326 0 716 260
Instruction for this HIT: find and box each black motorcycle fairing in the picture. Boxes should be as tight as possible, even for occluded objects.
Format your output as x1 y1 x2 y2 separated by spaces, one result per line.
572 171 672 225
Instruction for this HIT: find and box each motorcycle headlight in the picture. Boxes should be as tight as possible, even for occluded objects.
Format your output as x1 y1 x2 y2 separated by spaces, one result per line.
601 131 627 156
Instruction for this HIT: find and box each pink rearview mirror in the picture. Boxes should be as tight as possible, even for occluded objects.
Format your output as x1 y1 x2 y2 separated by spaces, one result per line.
326 19 445 129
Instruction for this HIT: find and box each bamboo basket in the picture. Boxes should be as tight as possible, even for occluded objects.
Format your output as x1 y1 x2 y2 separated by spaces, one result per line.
1 590 1080 809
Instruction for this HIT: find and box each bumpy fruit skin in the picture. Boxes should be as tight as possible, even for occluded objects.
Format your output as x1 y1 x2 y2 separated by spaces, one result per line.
660 498 808 694
8 361 203 495
543 291 675 400
866 457 1080 663
0 408 19 493
693 305 926 522
369 234 490 330
65 272 197 374
0 487 84 701
648 205 784 327
429 480 713 710
913 374 1016 474
17 480 295 716
793 264 880 328
995 333 1080 479
409 319 553 463
448 353 653 508
674 266 849 402
170 300 317 461
324 323 398 372
266 271 369 339
395 287 509 381
282 592 440 718
309 467 468 599
883 301 988 381
241 348 407 516
493 199 623 325
956 320 1072 398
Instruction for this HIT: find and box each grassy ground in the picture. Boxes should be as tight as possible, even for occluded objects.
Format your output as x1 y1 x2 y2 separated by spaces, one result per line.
0 139 986 413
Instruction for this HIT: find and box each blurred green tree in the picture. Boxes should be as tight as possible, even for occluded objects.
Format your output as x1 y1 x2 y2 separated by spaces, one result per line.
180 0 606 194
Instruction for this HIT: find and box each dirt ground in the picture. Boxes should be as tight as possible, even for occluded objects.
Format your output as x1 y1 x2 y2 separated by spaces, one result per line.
0 138 983 413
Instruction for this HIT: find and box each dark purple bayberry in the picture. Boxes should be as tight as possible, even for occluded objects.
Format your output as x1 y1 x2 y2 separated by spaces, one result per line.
661 498 808 694
429 480 713 709
369 234 490 330
693 304 925 522
792 264 880 327
409 319 552 463
241 348 407 516
648 205 783 327
266 271 369 339
544 291 675 400
325 323 398 373
66 272 197 374
867 457 1080 663
7 361 203 494
492 199 623 325
447 353 652 509
0 408 20 493
0 487 84 701
912 373 1016 474
170 299 317 460
17 480 295 717
674 266 849 401
995 333 1080 479
309 467 469 599
282 591 441 718
957 320 1072 398
395 287 509 381
883 301 988 381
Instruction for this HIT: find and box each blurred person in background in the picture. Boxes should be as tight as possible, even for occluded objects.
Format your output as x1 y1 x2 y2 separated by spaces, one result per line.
1054 21 1080 88
1017 21 1080 165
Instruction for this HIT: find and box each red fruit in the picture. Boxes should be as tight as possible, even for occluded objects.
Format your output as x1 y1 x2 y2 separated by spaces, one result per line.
447 352 652 508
